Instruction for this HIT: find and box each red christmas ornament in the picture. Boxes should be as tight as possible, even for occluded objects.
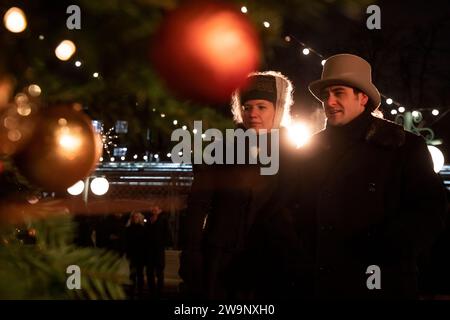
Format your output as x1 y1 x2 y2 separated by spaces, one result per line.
151 0 261 103
13 104 101 192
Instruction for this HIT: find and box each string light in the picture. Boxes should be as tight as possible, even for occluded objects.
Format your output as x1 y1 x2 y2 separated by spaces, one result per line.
75 61 82 67
263 21 270 28
173 120 178 125
93 72 99 78
398 107 405 113
432 109 439 116
55 40 76 61
302 48 310 55
412 110 420 118
241 6 248 13
3 7 27 33
39 35 44 40
321 60 326 66
28 84 41 97
386 98 393 105
101 127 118 156
182 125 187 130
285 36 291 42
133 154 138 159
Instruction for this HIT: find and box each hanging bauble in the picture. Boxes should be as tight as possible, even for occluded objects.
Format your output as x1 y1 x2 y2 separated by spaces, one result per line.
151 0 260 103
13 104 101 192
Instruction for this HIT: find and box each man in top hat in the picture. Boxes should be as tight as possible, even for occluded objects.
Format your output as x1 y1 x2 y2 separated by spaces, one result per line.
179 71 301 299
290 53 447 299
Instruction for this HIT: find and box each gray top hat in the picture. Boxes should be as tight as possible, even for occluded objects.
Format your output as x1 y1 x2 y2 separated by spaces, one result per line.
309 54 381 110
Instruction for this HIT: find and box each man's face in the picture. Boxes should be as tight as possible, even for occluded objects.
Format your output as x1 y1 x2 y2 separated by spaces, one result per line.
242 99 276 131
319 85 368 126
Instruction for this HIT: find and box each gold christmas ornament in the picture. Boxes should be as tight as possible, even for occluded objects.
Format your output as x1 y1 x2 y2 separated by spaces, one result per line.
14 104 101 192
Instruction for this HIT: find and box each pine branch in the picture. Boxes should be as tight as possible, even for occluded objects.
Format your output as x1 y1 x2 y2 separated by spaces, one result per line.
0 215 127 300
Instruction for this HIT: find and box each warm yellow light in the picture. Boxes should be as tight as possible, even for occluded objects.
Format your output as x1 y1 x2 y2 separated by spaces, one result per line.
287 122 312 148
56 126 82 160
55 40 76 61
59 133 81 151
14 93 28 105
17 105 31 116
3 7 27 33
7 129 21 142
28 84 41 97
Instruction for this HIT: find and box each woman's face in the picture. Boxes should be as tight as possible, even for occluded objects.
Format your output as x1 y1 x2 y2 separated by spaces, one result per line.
242 99 275 132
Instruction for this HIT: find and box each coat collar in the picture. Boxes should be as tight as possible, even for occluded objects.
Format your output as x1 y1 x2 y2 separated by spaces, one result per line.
312 114 406 152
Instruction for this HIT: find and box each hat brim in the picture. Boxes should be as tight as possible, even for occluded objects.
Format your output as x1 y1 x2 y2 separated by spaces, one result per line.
308 77 381 110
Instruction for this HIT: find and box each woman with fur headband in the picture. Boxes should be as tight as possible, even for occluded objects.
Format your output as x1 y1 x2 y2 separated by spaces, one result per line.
179 71 301 299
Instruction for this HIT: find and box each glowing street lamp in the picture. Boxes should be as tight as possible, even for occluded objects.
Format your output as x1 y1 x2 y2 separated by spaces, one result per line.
67 180 85 196
90 177 109 196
